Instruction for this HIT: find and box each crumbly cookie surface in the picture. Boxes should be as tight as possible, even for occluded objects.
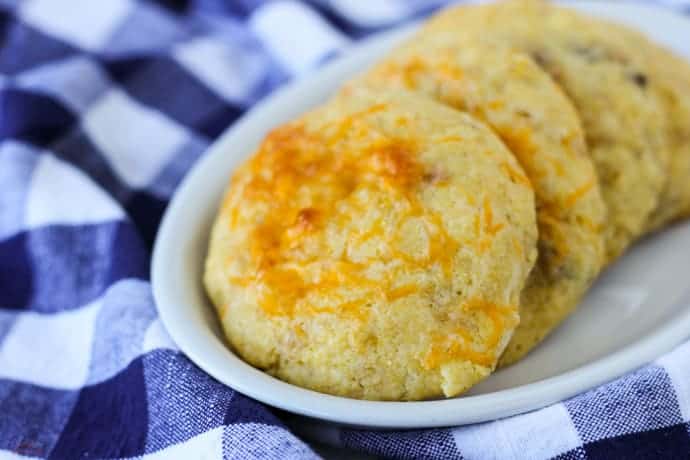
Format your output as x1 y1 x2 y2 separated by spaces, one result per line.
647 52 690 230
423 0 670 261
626 39 690 230
204 89 537 400
358 32 606 366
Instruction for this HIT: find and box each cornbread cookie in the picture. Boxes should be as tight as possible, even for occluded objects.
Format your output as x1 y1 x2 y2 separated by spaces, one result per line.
204 89 538 400
356 33 606 366
628 42 690 230
422 0 670 261
543 8 690 232
645 50 690 230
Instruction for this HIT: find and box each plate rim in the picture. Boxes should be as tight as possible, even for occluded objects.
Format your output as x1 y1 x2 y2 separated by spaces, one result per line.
152 1 690 428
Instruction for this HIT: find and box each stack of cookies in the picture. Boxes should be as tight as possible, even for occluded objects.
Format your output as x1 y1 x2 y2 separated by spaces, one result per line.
204 0 690 400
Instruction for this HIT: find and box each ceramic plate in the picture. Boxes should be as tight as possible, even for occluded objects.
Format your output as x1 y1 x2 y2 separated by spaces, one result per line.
152 1 690 428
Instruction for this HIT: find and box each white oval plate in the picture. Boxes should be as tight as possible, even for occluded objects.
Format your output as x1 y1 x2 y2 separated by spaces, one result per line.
152 1 690 429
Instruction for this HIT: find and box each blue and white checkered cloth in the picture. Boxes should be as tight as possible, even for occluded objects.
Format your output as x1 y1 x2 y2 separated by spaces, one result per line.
1 0 690 459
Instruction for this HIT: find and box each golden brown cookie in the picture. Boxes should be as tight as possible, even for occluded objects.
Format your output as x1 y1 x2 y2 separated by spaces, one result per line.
646 51 690 230
204 89 537 400
356 31 606 366
533 4 690 232
614 35 690 230
422 0 670 262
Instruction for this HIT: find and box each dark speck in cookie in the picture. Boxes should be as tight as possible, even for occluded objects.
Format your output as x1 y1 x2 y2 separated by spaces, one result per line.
630 72 648 88
530 50 548 66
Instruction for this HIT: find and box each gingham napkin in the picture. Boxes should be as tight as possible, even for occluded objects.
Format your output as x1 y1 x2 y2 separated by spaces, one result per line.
1 1 690 459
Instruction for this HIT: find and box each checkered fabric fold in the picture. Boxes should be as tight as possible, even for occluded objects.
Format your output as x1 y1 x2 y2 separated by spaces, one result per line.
1 1 689 459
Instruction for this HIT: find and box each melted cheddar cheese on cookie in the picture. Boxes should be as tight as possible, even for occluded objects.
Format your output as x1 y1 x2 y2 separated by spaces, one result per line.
204 89 538 400
357 31 607 367
422 0 670 262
